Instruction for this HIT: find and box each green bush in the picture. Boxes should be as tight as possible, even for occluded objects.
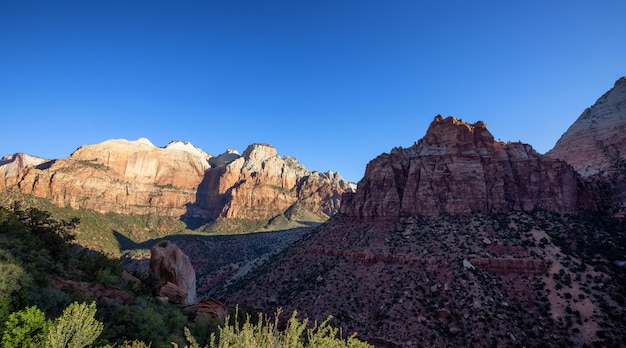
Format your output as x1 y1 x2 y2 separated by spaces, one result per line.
176 308 372 348
47 301 103 348
1 305 51 348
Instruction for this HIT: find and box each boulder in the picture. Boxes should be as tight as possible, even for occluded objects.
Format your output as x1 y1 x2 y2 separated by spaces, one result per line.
193 298 228 321
150 241 197 305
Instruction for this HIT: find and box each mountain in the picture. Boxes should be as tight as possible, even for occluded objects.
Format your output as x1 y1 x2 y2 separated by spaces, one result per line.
187 143 353 221
220 114 626 347
342 116 595 217
547 76 626 217
0 139 355 225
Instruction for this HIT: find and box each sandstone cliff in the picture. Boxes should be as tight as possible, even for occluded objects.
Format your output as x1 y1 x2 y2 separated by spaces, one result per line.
0 139 354 222
3 138 209 216
0 153 49 189
547 77 626 216
188 143 355 220
341 115 593 217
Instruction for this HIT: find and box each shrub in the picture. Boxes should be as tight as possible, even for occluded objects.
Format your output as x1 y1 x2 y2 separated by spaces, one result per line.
47 301 103 348
1 305 51 348
176 308 372 348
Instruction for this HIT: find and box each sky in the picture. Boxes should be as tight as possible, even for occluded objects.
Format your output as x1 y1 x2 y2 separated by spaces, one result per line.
1 1 624 183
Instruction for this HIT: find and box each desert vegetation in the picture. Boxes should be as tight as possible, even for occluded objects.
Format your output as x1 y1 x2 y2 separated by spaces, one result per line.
222 210 626 347
0 204 369 347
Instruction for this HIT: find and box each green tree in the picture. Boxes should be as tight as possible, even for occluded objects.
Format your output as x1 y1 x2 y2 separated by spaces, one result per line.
1 305 51 348
47 301 103 348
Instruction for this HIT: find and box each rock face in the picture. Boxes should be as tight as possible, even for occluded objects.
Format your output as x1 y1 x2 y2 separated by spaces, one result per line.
2 138 210 216
192 298 228 321
342 116 593 217
150 240 197 305
0 153 49 189
0 139 354 221
547 77 626 216
189 143 355 220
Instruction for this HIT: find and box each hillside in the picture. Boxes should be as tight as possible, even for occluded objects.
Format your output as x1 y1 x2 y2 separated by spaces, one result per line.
217 78 626 347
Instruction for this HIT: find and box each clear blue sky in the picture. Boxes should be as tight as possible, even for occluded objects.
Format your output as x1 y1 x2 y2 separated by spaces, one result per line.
1 1 624 182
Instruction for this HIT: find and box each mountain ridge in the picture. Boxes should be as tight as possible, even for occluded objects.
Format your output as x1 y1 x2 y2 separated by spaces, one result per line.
0 139 355 225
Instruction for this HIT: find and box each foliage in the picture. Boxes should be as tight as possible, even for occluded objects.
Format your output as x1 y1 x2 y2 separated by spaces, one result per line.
11 203 78 263
47 301 103 348
175 308 372 348
1 305 51 348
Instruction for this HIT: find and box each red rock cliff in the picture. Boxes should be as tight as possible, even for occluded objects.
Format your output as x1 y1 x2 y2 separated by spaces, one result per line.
342 116 594 217
190 143 353 220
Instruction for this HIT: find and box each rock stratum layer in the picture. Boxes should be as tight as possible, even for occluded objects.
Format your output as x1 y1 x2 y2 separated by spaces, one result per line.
547 77 626 216
341 115 594 217
0 139 354 221
189 143 352 220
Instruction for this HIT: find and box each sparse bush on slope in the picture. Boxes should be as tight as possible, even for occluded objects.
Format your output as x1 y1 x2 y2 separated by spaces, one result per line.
176 308 372 348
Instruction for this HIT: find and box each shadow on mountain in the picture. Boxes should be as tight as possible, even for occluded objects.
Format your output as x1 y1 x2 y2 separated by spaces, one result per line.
113 227 311 253
115 227 311 298
180 166 222 230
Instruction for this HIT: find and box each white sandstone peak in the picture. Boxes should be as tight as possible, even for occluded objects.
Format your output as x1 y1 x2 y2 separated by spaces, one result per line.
165 141 211 159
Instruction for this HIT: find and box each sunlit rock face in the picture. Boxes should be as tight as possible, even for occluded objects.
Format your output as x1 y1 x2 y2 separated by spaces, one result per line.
341 115 594 217
191 143 356 220
0 138 355 221
3 138 210 216
547 77 626 217
0 153 49 189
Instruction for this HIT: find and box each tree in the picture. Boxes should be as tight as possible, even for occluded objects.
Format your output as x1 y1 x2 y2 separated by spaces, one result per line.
1 305 51 348
47 301 103 348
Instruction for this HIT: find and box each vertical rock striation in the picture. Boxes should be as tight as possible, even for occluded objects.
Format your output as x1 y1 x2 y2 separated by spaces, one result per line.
0 139 354 221
547 77 626 217
190 143 354 220
342 115 594 217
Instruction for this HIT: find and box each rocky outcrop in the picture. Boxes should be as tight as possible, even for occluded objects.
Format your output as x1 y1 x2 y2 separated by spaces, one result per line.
470 258 547 276
547 77 626 216
190 143 355 220
0 153 49 189
0 139 354 221
52 276 133 306
150 241 197 305
3 138 210 216
341 116 594 217
192 298 228 321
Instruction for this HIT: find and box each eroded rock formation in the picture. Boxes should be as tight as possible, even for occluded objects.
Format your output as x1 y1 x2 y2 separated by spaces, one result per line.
0 139 354 221
0 153 49 189
341 116 594 217
150 240 197 305
3 138 210 216
190 143 355 220
547 76 626 217
192 298 228 321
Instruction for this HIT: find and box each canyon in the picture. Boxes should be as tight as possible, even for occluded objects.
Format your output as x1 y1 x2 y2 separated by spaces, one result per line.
1 77 625 347
218 77 626 347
